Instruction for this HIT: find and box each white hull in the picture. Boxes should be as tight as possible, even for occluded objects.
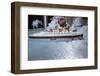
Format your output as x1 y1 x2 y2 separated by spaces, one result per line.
29 31 83 40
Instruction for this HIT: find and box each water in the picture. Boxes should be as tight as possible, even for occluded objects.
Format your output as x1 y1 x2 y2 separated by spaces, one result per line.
28 38 88 61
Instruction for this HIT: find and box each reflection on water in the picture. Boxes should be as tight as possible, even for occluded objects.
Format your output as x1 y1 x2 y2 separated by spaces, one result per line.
28 38 88 61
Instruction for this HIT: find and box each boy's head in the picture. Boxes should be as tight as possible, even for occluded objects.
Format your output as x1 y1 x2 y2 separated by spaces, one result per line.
58 17 66 27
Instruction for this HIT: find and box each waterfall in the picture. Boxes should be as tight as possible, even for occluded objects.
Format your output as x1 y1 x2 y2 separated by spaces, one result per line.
72 17 82 27
70 17 83 32
71 17 88 40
